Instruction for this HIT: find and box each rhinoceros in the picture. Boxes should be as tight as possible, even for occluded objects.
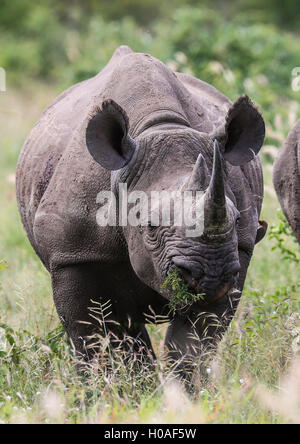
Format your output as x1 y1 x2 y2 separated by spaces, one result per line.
273 119 300 243
16 46 267 378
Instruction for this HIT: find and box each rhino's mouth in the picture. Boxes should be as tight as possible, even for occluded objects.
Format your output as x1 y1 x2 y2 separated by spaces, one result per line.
209 286 241 304
165 262 240 305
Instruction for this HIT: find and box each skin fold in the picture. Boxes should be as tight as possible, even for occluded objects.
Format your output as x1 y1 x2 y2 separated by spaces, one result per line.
16 46 268 383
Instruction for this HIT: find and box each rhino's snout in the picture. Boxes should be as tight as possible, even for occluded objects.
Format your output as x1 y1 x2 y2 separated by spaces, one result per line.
172 256 240 302
201 266 240 302
172 257 203 288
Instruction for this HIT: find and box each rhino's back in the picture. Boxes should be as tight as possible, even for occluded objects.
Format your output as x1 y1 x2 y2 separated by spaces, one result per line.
273 119 300 242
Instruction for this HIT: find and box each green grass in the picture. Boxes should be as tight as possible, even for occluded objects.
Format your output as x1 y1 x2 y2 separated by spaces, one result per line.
0 86 299 424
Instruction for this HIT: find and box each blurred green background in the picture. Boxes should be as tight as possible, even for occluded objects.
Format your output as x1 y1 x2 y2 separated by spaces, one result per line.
1 0 300 123
0 0 300 424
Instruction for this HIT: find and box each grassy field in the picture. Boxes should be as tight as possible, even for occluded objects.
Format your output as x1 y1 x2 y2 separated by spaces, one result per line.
0 85 299 424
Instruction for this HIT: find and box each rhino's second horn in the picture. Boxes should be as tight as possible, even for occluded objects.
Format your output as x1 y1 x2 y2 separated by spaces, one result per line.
186 153 210 191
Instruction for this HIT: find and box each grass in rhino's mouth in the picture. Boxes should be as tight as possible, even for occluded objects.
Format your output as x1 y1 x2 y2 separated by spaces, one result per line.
161 268 205 312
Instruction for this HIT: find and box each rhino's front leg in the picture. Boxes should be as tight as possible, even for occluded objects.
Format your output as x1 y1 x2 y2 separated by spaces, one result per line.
164 293 241 388
51 263 155 368
51 263 111 364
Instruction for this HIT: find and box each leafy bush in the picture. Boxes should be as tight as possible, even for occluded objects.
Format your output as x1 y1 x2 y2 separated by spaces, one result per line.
1 2 300 126
58 16 159 86
160 7 300 121
161 268 204 312
269 210 300 264
0 260 8 271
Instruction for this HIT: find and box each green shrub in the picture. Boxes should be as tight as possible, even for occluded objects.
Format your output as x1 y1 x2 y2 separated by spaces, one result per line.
269 210 300 264
1 3 300 127
160 7 300 121
161 268 204 312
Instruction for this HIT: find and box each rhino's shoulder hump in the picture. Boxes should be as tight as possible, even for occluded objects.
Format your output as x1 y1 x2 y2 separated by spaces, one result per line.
38 47 137 124
110 45 134 59
176 72 231 108
175 72 232 133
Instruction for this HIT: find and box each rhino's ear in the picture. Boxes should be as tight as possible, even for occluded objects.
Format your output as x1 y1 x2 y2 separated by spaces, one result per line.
255 219 268 244
214 96 265 166
86 99 136 170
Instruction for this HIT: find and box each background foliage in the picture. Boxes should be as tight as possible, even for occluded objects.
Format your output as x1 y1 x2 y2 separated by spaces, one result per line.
1 1 300 124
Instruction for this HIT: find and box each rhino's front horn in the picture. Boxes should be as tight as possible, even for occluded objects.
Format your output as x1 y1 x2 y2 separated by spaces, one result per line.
204 140 229 232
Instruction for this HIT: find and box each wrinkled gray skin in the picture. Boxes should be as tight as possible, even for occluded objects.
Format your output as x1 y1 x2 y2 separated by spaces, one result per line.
16 46 267 381
273 119 300 243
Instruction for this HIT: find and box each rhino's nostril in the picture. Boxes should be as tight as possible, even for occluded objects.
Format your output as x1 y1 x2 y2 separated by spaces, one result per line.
222 263 240 282
231 263 241 276
174 265 194 287
171 258 203 289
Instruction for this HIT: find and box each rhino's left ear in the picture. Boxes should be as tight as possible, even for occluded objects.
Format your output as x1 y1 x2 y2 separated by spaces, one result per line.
213 96 265 166
86 99 137 170
255 219 268 244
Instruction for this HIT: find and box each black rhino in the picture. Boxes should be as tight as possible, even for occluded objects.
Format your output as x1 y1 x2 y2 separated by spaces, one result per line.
273 119 300 243
16 46 267 380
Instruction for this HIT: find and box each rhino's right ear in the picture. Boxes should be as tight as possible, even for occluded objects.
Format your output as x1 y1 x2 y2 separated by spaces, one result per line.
86 99 136 170
212 96 265 166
